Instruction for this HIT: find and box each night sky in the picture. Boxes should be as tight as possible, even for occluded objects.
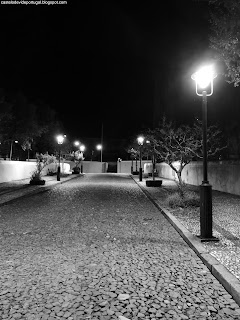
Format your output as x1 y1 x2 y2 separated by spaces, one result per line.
0 0 239 143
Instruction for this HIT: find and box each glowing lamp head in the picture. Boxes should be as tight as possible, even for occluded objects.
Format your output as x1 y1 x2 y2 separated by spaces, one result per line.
96 144 102 150
57 135 64 145
74 141 80 146
80 145 85 152
191 65 217 89
191 65 217 96
137 136 144 145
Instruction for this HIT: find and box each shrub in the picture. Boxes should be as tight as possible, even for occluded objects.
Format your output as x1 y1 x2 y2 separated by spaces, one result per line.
183 190 200 207
69 150 84 170
168 192 185 208
167 190 200 208
30 153 56 181
47 169 56 176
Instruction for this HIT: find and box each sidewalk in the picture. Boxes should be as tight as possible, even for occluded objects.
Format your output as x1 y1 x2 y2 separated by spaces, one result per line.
0 174 80 206
132 175 240 306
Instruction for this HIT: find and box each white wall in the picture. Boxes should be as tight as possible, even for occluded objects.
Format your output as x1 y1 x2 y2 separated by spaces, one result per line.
118 160 240 196
79 161 107 173
156 161 240 196
64 161 108 173
0 160 71 183
0 160 36 183
117 160 153 174
0 160 108 183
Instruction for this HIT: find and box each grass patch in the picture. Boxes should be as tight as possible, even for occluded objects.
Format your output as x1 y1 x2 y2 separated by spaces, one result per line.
167 190 200 208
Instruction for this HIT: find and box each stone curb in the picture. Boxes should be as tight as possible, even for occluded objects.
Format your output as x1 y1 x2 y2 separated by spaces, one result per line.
0 174 81 207
132 176 240 307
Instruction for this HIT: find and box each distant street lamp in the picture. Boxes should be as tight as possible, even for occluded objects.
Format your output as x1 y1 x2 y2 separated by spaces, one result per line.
9 140 18 161
96 144 102 162
135 155 138 173
137 136 144 181
191 65 218 241
74 141 80 147
80 145 85 152
79 144 85 173
130 147 135 174
56 135 64 181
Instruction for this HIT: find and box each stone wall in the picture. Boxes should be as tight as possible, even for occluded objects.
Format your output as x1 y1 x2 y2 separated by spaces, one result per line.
117 160 240 196
0 160 107 183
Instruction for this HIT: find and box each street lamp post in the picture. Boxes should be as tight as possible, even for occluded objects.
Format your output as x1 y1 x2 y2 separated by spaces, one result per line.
137 136 144 182
56 135 64 181
74 141 80 148
130 148 135 174
135 156 138 173
80 145 85 173
191 65 218 241
9 140 18 161
96 144 102 162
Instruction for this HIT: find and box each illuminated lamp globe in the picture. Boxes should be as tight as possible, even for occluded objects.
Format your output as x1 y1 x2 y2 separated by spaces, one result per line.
191 65 217 89
80 145 85 152
96 144 102 150
137 136 144 145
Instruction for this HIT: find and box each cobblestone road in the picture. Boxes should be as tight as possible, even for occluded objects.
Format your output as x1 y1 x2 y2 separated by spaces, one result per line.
0 174 240 320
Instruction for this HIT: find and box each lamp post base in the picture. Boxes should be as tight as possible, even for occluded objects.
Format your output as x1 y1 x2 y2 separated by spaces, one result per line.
199 182 218 241
139 168 143 181
57 166 60 181
197 235 219 242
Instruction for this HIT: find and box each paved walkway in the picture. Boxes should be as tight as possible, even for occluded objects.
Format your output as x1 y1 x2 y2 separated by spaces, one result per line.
0 174 79 206
0 174 240 319
132 176 240 305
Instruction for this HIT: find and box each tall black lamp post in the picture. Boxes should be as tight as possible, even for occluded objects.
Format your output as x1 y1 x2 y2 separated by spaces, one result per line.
137 136 144 182
191 65 218 241
130 147 135 174
80 145 85 173
57 135 64 181
96 144 102 162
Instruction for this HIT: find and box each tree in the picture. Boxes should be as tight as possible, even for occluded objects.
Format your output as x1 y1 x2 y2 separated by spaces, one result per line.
126 134 159 178
209 0 240 86
30 152 57 183
147 117 226 194
68 150 84 173
125 135 140 173
29 100 64 155
0 91 48 159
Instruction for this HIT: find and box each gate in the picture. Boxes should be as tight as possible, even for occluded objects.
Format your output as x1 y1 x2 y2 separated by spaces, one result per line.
107 162 117 173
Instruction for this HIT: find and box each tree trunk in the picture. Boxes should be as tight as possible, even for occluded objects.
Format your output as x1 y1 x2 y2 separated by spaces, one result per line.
176 171 184 197
9 140 13 161
152 154 155 181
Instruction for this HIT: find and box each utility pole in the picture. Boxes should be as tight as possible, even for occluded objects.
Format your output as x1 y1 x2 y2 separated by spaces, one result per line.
100 122 103 162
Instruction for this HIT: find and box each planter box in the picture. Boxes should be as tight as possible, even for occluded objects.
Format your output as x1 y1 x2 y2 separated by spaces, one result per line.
30 179 46 185
146 180 162 187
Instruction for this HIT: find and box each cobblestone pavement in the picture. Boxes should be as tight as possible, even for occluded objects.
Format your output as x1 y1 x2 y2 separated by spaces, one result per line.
0 175 78 206
133 176 240 282
0 174 240 320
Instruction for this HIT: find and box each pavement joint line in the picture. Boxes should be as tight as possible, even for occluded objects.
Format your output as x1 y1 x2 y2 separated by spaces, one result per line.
131 175 240 307
0 174 80 207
